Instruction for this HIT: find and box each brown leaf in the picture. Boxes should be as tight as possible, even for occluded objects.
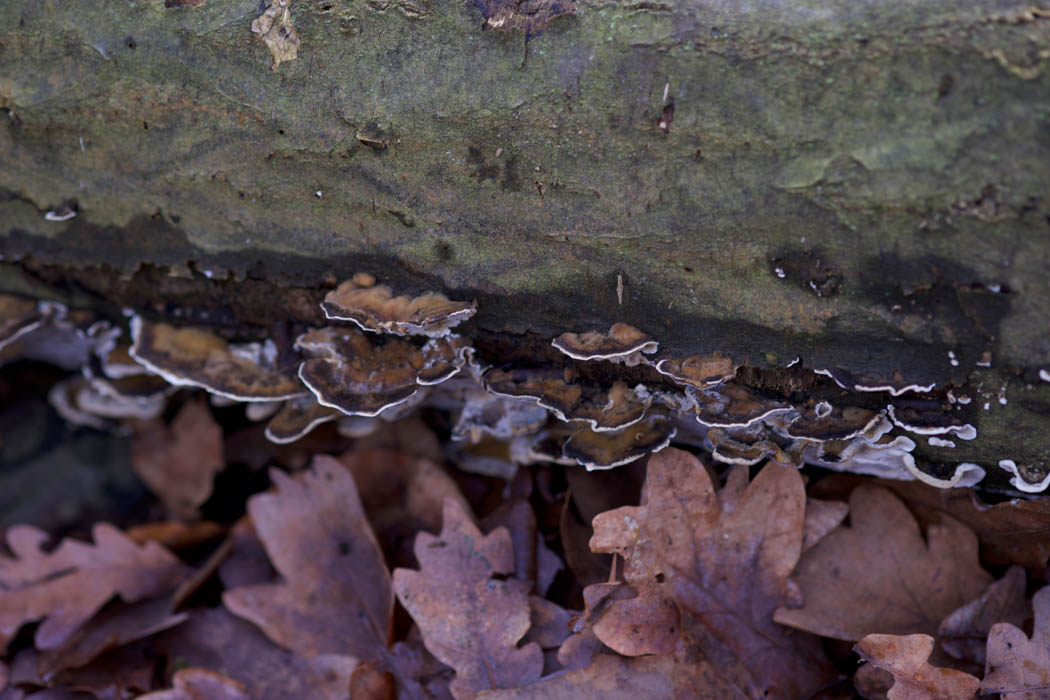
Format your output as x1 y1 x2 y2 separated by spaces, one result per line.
393 499 543 698
774 486 992 640
802 497 849 552
812 475 1050 569
155 607 356 700
124 521 225 551
479 636 748 699
854 634 979 699
981 584 1050 699
139 667 251 700
938 564 1028 667
589 448 834 698
222 456 392 660
129 398 224 517
217 518 276 590
37 597 187 676
583 582 680 657
339 448 470 569
0 524 190 652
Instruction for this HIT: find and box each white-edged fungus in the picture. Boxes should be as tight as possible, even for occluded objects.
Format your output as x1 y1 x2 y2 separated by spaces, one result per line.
321 273 476 337
264 395 339 444
786 405 884 442
129 317 305 402
997 459 1050 493
693 382 793 428
562 415 676 470
1040 368 1050 383
451 392 550 442
295 327 457 417
928 436 956 448
551 323 658 364
0 294 47 352
655 351 737 389
887 403 977 440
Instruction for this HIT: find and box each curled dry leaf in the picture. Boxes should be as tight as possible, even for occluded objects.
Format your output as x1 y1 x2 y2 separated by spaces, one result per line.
479 637 746 700
128 397 225 517
222 456 392 661
37 596 188 677
393 499 543 699
938 564 1028 667
589 448 834 698
981 584 1050 700
338 448 470 568
812 475 1050 569
774 486 992 641
855 634 979 700
0 524 190 653
139 667 251 700
583 582 680 657
155 607 356 700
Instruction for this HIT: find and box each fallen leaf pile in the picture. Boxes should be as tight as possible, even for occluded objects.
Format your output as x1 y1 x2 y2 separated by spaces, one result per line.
4 412 1050 699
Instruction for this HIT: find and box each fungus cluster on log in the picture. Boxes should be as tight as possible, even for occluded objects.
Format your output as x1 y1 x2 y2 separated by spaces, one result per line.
0 282 1034 491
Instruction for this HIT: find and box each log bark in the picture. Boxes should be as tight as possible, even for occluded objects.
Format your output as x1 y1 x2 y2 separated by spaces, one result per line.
1 0 1049 478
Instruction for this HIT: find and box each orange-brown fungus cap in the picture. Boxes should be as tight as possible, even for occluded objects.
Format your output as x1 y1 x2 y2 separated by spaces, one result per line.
693 382 792 428
787 405 883 441
564 380 653 432
264 395 339 444
0 294 44 351
562 414 676 470
552 323 657 361
296 327 441 416
483 367 584 420
706 427 794 467
655 351 737 389
321 274 476 337
130 317 305 401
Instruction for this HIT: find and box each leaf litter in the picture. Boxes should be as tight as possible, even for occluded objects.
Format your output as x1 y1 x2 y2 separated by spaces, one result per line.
4 405 1050 698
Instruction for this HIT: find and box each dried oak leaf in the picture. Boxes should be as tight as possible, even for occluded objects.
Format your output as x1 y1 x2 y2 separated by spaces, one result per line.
155 607 356 700
393 499 543 699
222 456 392 661
0 524 190 653
129 397 224 517
589 448 834 698
479 635 746 699
812 475 1050 569
774 486 992 641
37 596 188 677
981 584 1050 699
139 667 250 700
855 634 979 700
939 564 1028 667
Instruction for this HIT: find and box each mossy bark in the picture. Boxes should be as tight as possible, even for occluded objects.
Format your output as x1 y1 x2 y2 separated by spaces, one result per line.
1 0 1049 477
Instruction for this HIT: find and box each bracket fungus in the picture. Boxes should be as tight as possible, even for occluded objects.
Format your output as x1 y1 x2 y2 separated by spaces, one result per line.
692 382 794 428
264 395 339 444
562 414 676 470
785 405 885 442
706 427 796 467
887 403 977 440
321 273 477 337
551 323 657 364
654 351 737 389
997 460 1050 493
452 391 550 442
0 294 45 352
295 327 464 417
130 317 305 402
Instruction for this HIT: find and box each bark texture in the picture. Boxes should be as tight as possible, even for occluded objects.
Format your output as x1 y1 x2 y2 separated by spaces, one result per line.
1 0 1049 475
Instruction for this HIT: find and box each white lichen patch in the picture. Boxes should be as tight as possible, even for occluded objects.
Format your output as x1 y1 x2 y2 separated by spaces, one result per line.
251 0 300 71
